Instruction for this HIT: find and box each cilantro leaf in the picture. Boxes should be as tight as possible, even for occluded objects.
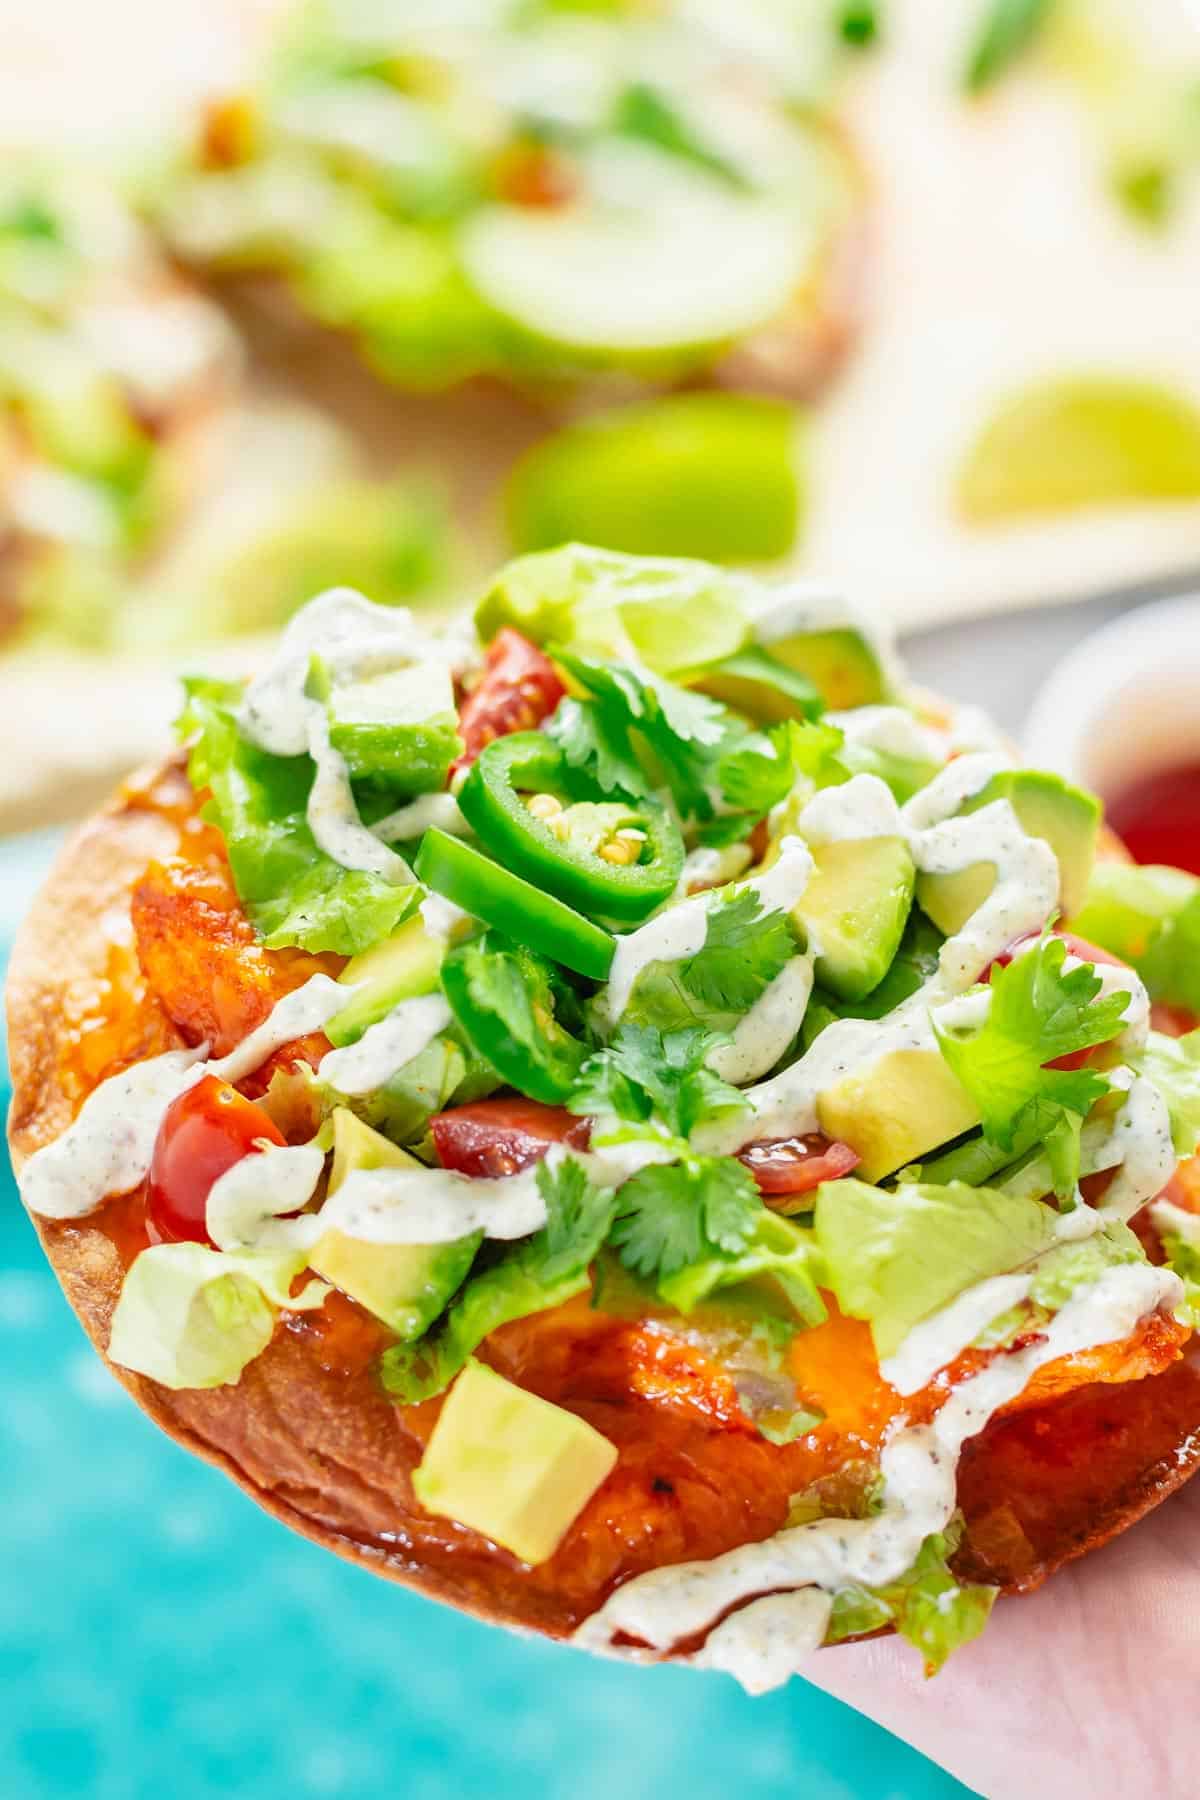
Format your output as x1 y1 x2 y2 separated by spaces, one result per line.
536 1156 618 1284
717 720 844 817
935 935 1130 1162
551 646 737 820
569 1022 749 1141
625 887 797 1035
544 694 652 802
609 1156 761 1280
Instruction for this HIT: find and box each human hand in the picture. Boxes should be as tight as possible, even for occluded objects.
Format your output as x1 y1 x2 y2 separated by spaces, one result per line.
800 1476 1200 1799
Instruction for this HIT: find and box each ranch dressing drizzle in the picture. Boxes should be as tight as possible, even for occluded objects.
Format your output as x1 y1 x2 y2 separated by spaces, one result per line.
19 974 351 1222
304 708 414 882
318 994 451 1096
574 1262 1181 1679
798 772 899 844
691 1589 833 1694
603 837 814 1025
372 792 466 844
825 705 947 766
708 957 814 1086
207 1144 327 1255
1094 1077 1177 1223
699 760 1059 1157
321 1155 553 1246
879 1272 1035 1396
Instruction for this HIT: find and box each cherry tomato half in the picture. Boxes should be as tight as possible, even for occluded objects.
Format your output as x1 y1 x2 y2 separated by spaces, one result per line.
147 1073 285 1245
431 1098 590 1179
736 1134 860 1203
452 629 565 779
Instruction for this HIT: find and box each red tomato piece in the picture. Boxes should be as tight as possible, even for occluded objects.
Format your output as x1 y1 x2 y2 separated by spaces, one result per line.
452 629 565 779
146 1073 285 1245
431 1098 590 1179
736 1134 861 1199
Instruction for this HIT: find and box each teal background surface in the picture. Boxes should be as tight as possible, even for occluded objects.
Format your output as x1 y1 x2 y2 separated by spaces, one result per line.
0 829 971 1800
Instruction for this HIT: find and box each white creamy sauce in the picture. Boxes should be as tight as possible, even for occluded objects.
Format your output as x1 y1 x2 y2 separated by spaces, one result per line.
304 707 415 883
19 1048 206 1220
708 956 814 1086
825 705 946 767
1151 1199 1200 1248
206 1144 327 1256
372 792 466 844
674 843 753 899
604 836 813 1024
1095 1077 1177 1224
575 1262 1181 1684
210 975 351 1085
880 1272 1035 1397
318 993 451 1096
238 589 423 758
798 772 899 845
419 892 473 941
19 974 349 1222
691 1588 833 1694
321 1158 550 1246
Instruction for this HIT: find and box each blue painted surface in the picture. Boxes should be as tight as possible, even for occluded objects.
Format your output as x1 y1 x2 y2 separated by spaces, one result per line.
0 830 970 1800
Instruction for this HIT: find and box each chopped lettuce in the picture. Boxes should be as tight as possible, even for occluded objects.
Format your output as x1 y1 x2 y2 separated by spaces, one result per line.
1137 1030 1200 1157
1156 1225 1200 1327
814 1178 1058 1356
658 1210 826 1326
624 886 798 1036
108 1242 327 1390
826 1517 997 1674
180 678 418 955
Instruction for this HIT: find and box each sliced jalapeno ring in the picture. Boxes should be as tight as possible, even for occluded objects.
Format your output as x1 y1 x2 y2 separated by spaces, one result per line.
441 932 589 1105
457 732 683 923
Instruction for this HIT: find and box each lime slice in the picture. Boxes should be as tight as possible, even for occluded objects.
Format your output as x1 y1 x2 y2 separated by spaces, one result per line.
504 392 803 562
459 140 818 358
957 375 1200 522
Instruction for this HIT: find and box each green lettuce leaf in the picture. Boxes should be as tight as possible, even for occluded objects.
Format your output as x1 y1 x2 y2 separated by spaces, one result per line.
814 1178 1058 1356
180 678 417 955
108 1242 327 1390
1138 1029 1200 1157
658 1210 826 1326
827 1517 998 1674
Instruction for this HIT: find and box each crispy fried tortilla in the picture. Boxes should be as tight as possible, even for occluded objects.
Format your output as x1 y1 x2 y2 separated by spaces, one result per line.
9 764 1200 1645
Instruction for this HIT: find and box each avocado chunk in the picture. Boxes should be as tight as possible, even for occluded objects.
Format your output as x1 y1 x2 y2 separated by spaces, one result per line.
916 770 1100 936
412 1359 618 1565
816 1047 980 1182
326 660 463 792
327 914 445 1048
793 836 916 1002
764 626 887 710
683 644 824 724
308 1112 479 1341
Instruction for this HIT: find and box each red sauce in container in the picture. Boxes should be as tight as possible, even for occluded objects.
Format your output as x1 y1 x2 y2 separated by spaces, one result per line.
1106 763 1200 876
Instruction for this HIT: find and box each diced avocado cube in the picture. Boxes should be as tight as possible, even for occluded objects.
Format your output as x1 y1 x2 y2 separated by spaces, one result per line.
309 1111 479 1340
682 643 823 724
793 836 915 1002
916 770 1100 936
327 914 444 1048
763 626 887 710
817 1047 980 1183
1068 860 1198 961
412 1359 618 1565
326 660 462 792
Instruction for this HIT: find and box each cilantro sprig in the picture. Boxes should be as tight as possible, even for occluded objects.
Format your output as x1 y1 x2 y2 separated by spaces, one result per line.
625 886 797 1034
935 935 1130 1196
567 1022 763 1282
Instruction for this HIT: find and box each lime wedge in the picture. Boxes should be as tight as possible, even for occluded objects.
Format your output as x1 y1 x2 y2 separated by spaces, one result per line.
460 140 820 359
957 375 1200 522
504 393 803 563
